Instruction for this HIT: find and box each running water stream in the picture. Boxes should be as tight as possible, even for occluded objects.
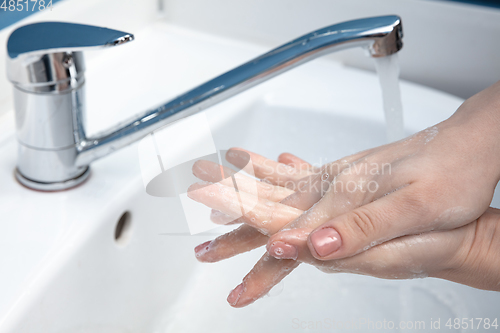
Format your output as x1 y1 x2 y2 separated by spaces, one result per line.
374 54 405 142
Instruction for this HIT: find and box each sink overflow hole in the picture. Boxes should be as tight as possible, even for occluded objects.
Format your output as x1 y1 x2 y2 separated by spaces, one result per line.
114 211 132 246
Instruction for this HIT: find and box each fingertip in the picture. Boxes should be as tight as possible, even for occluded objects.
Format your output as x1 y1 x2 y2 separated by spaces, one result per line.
192 159 203 171
194 240 212 261
226 147 246 158
227 282 258 308
267 241 298 260
186 184 199 198
277 152 312 170
228 146 245 151
192 159 211 173
277 152 293 163
227 283 244 307
267 228 310 260
226 148 251 168
186 181 212 198
192 160 220 180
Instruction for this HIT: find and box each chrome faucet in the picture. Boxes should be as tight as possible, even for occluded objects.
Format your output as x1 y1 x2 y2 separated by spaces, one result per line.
6 16 403 191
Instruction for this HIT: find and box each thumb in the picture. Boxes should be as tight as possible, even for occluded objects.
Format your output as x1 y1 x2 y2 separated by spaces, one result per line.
307 186 429 260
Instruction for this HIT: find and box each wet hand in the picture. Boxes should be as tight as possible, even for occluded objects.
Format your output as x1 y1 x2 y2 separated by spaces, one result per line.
188 81 500 306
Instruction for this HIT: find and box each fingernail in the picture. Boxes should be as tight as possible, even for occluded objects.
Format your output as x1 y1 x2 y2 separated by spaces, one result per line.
226 149 250 169
193 161 223 182
187 181 213 199
194 241 212 258
310 228 342 257
268 241 298 260
192 160 204 175
227 283 244 306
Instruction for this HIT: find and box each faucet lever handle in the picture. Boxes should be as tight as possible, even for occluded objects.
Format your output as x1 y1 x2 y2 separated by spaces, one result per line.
6 22 133 89
7 22 133 59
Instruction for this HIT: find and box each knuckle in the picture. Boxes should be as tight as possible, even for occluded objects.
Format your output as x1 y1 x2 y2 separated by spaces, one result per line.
347 208 377 239
401 185 435 218
405 190 427 211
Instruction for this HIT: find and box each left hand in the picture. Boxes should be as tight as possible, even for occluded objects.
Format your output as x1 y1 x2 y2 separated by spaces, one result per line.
188 147 398 306
188 149 320 306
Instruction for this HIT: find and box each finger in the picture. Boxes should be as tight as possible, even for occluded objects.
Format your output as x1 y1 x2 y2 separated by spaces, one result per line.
267 228 311 260
198 150 364 301
192 159 236 182
226 149 411 308
196 184 323 261
277 150 383 217
221 150 379 307
277 172 329 214
306 185 435 261
193 160 294 201
224 176 335 308
226 148 314 188
187 182 303 234
333 226 468 279
194 154 318 262
225 149 394 304
210 209 243 225
264 154 411 265
277 153 316 171
196 177 322 261
195 225 268 262
267 224 469 280
227 253 299 307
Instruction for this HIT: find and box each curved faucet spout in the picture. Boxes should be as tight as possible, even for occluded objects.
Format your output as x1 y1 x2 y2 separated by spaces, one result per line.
75 15 402 167
7 16 402 190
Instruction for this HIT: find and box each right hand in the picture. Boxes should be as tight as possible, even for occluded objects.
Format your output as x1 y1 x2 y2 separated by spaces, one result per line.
189 81 500 306
189 149 500 307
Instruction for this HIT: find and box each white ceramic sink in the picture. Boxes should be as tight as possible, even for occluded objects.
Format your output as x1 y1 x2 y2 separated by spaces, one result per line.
0 21 499 333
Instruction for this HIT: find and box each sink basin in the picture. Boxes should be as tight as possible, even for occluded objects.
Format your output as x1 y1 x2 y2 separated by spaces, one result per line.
0 21 499 333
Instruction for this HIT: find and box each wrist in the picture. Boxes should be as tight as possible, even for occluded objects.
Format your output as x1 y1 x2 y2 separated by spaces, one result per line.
435 208 500 291
444 81 500 182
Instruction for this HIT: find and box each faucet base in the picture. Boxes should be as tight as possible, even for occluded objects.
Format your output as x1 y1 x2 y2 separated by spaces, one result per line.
15 167 91 192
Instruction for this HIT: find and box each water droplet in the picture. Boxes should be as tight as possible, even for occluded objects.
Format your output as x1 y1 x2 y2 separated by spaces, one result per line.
274 247 284 256
321 173 329 181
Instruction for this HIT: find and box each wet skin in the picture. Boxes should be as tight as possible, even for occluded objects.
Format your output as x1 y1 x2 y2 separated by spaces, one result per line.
188 81 500 307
